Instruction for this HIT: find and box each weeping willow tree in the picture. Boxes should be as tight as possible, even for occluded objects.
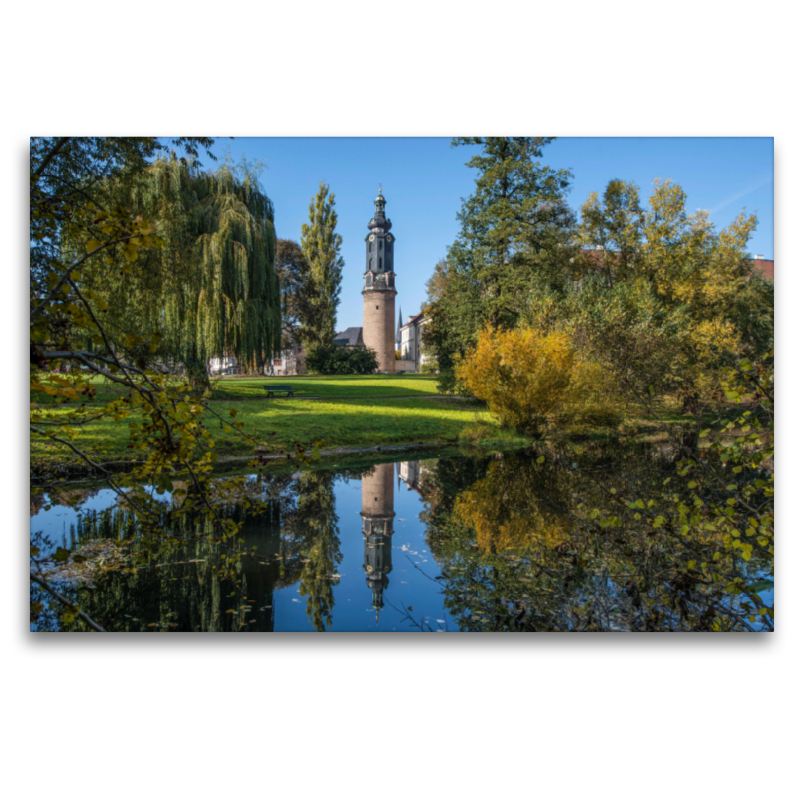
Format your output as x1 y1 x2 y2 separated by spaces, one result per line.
78 156 281 387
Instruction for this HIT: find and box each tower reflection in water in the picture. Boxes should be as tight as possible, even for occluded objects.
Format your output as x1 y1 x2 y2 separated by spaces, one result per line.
360 462 396 616
359 460 431 617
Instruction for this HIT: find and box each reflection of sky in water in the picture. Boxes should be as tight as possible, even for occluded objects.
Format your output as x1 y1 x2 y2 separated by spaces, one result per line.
31 487 171 557
32 489 119 555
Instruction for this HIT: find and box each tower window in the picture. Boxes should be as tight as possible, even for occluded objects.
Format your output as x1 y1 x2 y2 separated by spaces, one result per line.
369 258 373 269
379 257 382 270
379 239 383 250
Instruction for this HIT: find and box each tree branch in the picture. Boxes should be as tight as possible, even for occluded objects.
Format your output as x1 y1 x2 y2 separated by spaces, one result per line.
30 570 105 632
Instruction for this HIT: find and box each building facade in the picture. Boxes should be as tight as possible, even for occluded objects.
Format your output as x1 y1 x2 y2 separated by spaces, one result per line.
398 311 430 372
269 329 307 376
362 189 397 373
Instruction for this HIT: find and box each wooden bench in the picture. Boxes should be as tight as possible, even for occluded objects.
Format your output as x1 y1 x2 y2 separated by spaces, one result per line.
263 384 294 398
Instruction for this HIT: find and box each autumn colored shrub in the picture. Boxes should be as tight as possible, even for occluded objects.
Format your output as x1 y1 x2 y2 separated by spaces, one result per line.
454 458 571 554
456 327 620 436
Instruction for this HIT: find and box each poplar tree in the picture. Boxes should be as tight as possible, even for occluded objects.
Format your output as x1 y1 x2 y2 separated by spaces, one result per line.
300 183 344 349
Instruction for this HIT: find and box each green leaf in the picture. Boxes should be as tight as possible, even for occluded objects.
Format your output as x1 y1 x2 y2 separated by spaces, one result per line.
745 579 773 593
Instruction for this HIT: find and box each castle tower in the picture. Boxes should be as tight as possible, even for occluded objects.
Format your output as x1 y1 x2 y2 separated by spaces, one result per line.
360 462 395 614
363 188 397 373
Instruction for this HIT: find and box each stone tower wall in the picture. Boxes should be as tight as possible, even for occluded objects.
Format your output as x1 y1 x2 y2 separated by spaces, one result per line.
363 290 397 373
361 462 395 517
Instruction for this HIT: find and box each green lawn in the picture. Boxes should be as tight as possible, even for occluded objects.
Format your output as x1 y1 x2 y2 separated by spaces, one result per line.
31 372 441 406
30 372 723 472
30 375 498 469
211 373 440 400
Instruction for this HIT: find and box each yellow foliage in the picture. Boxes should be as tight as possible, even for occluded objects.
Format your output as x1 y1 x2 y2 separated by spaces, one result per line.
453 458 572 555
456 327 621 435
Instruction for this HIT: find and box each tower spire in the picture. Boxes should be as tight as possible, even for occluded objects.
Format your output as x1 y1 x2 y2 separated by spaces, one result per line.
396 306 403 348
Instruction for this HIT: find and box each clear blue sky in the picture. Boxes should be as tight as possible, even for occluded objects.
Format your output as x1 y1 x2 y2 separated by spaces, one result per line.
196 137 773 332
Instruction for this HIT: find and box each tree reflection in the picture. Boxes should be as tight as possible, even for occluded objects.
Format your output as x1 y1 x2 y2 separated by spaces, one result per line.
44 471 345 632
292 473 342 631
419 444 770 631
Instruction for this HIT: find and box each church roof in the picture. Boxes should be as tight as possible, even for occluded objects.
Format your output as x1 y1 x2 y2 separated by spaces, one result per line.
333 327 365 347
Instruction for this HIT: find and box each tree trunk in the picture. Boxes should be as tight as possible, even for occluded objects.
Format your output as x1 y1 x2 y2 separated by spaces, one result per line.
187 356 210 393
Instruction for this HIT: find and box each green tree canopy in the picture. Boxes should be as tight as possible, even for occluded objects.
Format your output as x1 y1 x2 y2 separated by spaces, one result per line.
274 238 312 345
567 177 773 404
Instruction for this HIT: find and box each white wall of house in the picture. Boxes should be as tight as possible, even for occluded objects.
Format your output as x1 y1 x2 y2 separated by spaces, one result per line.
399 315 430 372
400 325 416 363
209 356 238 375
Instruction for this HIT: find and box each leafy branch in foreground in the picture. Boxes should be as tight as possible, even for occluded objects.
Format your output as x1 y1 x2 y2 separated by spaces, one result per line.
29 137 308 631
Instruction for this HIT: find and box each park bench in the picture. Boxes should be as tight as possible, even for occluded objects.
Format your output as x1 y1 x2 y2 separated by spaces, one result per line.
263 384 295 398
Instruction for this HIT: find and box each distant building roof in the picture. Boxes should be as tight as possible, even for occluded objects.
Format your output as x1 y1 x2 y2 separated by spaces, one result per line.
576 248 774 281
333 327 365 347
751 257 774 281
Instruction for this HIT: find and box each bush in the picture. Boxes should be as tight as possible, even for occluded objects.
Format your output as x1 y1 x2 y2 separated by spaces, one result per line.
420 357 439 375
456 327 621 436
306 344 378 375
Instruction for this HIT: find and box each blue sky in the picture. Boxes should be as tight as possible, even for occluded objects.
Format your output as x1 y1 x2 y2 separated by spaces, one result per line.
196 136 773 333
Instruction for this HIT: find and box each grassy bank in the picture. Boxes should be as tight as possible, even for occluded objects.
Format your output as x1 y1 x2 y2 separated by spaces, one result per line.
31 373 442 406
30 373 506 470
30 374 726 473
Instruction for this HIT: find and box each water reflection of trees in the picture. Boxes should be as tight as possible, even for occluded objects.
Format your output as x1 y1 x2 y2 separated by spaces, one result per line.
47 471 343 632
418 444 768 631
290 473 342 631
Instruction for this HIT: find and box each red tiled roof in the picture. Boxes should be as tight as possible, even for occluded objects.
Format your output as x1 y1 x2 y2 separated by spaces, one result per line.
577 249 774 281
751 259 774 280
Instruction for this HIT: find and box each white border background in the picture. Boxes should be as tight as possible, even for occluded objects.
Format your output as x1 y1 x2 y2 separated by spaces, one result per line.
3 2 795 798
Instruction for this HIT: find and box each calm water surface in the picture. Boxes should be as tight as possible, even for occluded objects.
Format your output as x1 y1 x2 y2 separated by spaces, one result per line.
30 444 772 632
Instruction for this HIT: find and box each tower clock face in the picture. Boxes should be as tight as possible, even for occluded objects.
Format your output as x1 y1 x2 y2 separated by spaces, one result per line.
369 234 375 242
386 234 393 242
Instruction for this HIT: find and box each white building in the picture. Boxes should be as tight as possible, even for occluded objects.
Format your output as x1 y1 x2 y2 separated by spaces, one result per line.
269 332 307 376
209 329 307 377
209 355 240 375
398 312 430 372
